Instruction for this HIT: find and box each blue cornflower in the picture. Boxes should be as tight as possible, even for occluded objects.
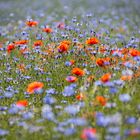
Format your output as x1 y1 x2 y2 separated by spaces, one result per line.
107 127 120 134
25 65 32 69
119 94 131 102
0 106 8 111
70 83 77 88
82 63 87 67
23 76 31 79
46 88 56 95
41 105 55 121
104 81 114 87
64 105 80 115
122 69 133 76
8 106 19 114
0 129 9 136
79 34 84 38
22 112 34 120
65 61 72 66
105 135 121 140
133 56 140 61
0 96 4 99
109 87 118 94
43 96 56 104
54 126 64 133
46 78 52 82
63 127 76 136
28 125 44 133
124 61 133 68
62 85 76 96
126 117 137 124
67 118 87 126
94 81 102 86
4 92 14 98
106 102 116 108
113 80 125 86
96 115 110 127
5 86 13 91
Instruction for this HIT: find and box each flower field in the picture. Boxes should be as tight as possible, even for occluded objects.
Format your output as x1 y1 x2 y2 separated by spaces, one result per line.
0 0 140 139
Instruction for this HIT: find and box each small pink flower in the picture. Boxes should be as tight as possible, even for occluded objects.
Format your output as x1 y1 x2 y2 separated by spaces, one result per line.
66 76 77 83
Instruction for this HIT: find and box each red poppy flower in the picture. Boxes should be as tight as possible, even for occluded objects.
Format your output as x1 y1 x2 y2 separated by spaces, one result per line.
58 43 69 53
96 58 105 67
96 96 107 106
26 20 38 27
81 128 96 140
86 37 99 45
76 93 85 100
72 68 85 76
42 27 53 33
129 49 140 57
7 43 15 53
100 73 111 83
16 100 28 107
15 40 28 45
27 82 44 94
33 40 43 47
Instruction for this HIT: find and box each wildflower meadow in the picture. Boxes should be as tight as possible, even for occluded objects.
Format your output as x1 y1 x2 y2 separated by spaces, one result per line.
0 0 140 139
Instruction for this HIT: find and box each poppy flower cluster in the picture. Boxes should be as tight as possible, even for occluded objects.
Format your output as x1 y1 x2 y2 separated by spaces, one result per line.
1 1 140 139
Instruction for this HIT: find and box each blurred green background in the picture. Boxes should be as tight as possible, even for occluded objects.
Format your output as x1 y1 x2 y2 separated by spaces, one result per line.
0 0 140 25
